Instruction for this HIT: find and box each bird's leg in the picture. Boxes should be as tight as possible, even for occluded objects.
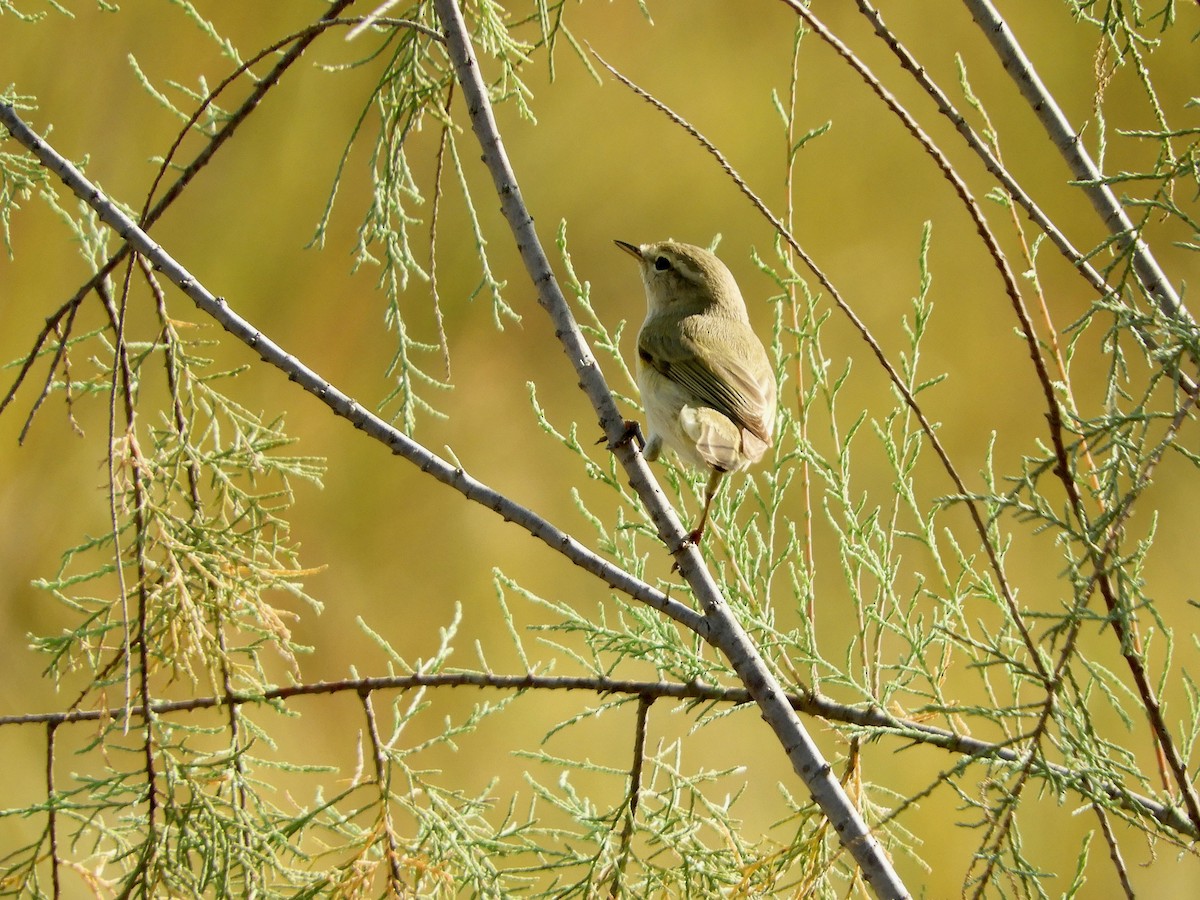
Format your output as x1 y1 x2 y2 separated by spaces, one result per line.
686 468 726 545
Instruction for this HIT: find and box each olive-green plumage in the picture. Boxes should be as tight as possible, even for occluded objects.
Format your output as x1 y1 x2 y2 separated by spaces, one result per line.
615 239 777 541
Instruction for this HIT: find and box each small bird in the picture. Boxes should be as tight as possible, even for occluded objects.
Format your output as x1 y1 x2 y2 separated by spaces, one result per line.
615 239 777 543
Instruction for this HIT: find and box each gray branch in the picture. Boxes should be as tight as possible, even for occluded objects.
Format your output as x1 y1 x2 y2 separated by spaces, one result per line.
430 1 910 896
0 104 707 641
964 0 1191 327
854 0 1197 391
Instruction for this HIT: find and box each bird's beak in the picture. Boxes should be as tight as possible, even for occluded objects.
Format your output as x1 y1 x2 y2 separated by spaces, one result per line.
613 239 642 260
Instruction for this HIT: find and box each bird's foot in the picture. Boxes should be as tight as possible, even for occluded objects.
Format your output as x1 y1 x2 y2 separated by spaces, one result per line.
669 528 704 565
600 419 646 452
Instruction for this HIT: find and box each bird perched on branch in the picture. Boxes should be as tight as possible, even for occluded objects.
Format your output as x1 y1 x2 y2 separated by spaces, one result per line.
615 239 777 544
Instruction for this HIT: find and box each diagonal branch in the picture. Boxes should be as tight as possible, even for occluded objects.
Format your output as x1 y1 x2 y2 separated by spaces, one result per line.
0 102 707 642
854 0 1199 392
962 0 1192 330
430 2 908 897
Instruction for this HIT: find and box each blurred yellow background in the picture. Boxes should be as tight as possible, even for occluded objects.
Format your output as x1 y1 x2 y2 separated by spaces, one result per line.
3 1 1199 895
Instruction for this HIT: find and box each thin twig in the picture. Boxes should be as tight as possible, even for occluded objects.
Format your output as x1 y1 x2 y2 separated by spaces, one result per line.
95 273 139 719
360 689 405 892
1092 800 1136 899
610 694 652 899
2 670 1191 842
779 24 818 638
45 721 60 900
428 84 454 379
11 301 81 444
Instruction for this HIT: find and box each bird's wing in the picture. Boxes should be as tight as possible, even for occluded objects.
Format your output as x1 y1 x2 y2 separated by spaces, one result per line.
638 316 776 453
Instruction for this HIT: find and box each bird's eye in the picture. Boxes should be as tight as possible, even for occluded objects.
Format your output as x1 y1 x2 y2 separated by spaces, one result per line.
654 256 671 271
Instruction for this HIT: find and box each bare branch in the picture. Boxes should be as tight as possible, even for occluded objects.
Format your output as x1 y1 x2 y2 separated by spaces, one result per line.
963 0 1192 329
0 102 707 641
854 0 1199 391
3 670 1192 843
